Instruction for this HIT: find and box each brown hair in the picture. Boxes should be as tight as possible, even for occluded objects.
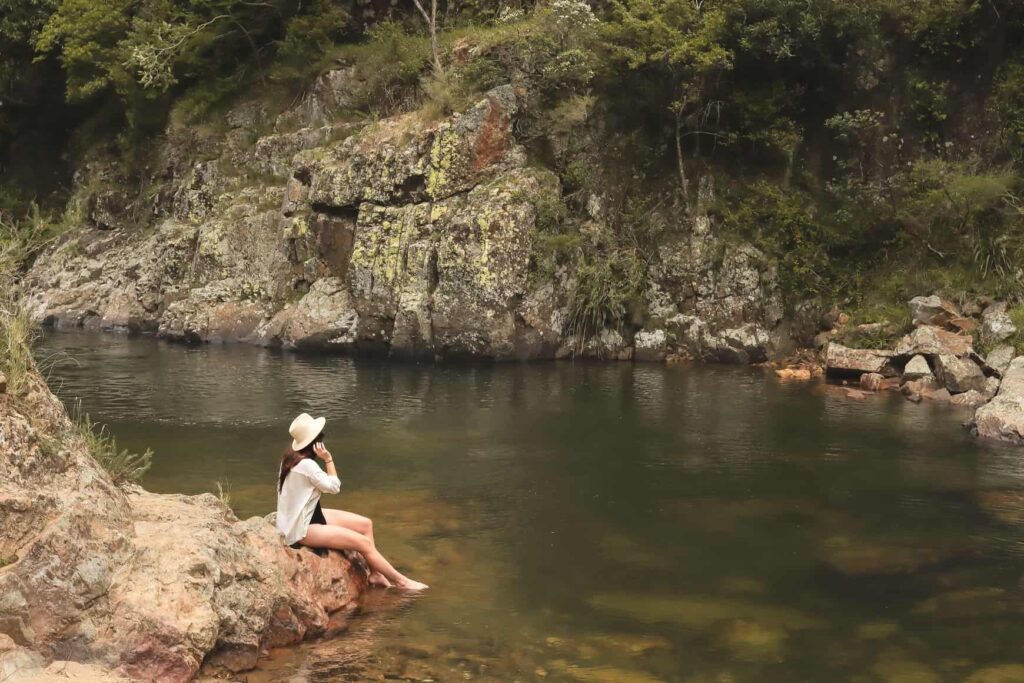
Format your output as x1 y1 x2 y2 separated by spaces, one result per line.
278 431 323 492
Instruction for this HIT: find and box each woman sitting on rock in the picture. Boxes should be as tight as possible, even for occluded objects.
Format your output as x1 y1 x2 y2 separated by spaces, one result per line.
276 413 428 591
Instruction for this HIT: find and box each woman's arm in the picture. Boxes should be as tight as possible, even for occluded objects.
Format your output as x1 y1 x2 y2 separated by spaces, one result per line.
298 443 340 494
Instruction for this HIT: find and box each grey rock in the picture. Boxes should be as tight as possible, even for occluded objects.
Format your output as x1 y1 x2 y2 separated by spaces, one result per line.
981 301 1017 344
634 329 668 362
902 354 932 380
950 390 987 407
826 343 894 375
972 357 1024 444
984 376 1001 401
934 354 987 394
909 295 959 326
986 345 1016 378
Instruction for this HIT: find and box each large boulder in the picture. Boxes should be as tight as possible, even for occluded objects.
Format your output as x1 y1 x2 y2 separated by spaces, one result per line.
908 295 959 327
934 354 987 394
825 343 894 376
0 369 366 682
971 357 1024 444
981 302 1017 344
985 345 1016 378
893 325 973 358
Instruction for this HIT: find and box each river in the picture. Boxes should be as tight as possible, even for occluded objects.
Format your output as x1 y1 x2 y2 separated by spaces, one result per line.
36 330 1024 682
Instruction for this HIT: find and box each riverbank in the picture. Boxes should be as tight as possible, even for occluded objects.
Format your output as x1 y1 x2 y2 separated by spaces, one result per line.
779 294 1024 447
0 351 368 682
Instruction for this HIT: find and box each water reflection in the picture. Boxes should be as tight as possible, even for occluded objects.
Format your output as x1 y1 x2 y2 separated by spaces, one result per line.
36 330 1024 682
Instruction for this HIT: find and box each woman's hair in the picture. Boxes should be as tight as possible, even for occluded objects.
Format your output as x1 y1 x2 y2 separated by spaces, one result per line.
278 431 323 492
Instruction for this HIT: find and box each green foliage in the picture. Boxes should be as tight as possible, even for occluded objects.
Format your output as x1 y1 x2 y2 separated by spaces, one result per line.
566 246 647 349
338 21 430 113
720 181 831 299
73 405 153 486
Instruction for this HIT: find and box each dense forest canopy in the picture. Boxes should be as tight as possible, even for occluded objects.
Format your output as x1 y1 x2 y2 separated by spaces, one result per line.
2 0 1024 332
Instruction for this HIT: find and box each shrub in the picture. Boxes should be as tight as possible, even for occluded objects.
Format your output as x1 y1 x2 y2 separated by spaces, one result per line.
565 247 646 348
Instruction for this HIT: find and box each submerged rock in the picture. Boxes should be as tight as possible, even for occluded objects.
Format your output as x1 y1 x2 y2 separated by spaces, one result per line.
966 664 1024 683
971 357 1024 444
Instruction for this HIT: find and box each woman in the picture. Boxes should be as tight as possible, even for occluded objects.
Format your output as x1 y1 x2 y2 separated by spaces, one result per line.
276 412 428 591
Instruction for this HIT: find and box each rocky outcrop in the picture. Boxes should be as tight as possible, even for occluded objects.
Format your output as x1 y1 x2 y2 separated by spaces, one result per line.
23 85 784 364
971 357 1024 444
0 369 365 682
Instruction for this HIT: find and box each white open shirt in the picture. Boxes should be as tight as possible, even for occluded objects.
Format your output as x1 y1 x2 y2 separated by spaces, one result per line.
276 457 341 545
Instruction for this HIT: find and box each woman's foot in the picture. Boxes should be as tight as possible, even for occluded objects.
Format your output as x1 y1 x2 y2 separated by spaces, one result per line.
368 571 392 588
397 578 429 591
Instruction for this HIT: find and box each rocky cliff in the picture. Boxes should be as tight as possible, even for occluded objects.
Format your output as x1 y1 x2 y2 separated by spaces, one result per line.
0 366 366 682
23 79 785 363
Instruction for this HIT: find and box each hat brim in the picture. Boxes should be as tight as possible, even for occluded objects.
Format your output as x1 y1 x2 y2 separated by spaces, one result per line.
292 416 326 451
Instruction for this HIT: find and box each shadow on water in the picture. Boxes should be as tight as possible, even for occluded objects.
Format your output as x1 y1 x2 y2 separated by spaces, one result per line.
36 330 1024 682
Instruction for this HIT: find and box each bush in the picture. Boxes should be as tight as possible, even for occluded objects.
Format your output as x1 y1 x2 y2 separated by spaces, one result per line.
566 247 646 348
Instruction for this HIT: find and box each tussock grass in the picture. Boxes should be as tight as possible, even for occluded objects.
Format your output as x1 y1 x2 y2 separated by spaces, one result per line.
215 479 233 510
71 402 154 486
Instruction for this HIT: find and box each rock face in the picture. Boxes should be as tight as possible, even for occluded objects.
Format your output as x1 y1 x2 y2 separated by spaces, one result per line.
0 370 365 682
972 357 1024 444
23 86 784 364
825 343 894 376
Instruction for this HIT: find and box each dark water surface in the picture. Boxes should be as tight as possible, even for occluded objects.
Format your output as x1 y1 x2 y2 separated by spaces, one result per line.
37 331 1024 682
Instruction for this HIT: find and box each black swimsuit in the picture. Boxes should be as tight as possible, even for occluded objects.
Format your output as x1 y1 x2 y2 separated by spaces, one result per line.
289 500 327 549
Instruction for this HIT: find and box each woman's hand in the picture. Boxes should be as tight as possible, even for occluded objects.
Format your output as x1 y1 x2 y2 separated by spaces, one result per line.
313 442 333 463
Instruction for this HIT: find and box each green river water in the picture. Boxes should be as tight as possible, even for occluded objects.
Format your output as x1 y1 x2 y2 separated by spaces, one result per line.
36 331 1024 682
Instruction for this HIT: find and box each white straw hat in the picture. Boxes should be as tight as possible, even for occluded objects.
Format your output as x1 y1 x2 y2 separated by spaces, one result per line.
289 413 326 451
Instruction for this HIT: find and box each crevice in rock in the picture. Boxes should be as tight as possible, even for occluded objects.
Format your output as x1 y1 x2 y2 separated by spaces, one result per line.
398 174 427 201
426 248 439 296
293 168 311 186
310 203 357 220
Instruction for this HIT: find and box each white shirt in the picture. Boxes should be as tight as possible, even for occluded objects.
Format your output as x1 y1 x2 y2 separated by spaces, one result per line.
276 458 341 545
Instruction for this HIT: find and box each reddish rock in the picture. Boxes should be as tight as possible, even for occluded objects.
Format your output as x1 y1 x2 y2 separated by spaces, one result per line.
859 373 885 391
0 367 366 682
894 325 973 358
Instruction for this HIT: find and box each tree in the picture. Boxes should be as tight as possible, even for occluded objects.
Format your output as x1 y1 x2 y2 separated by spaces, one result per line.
411 0 442 75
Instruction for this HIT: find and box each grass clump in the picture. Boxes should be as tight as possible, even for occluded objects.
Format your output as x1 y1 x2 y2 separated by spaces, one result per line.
72 404 153 486
215 479 233 510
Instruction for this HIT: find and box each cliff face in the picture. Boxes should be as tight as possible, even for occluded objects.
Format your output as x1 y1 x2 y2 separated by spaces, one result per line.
23 77 785 363
0 368 366 682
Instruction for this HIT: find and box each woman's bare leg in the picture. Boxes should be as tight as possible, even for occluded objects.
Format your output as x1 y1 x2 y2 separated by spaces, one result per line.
322 509 390 586
300 524 428 590
323 509 375 544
